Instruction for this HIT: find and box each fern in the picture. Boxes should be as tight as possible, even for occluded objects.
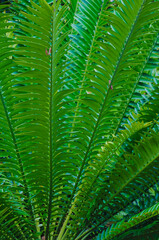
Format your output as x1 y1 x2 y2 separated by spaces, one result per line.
0 0 159 239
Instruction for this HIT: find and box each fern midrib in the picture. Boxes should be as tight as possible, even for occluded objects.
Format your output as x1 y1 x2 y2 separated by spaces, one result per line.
45 6 55 240
114 34 159 136
0 90 35 225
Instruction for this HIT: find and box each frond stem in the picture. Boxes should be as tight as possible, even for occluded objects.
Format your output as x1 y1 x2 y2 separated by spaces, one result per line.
45 3 56 239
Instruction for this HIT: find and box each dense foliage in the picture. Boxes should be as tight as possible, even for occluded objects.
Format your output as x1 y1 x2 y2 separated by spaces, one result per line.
0 0 159 239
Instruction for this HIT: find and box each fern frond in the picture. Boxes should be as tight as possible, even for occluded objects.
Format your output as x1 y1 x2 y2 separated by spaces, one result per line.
69 133 159 239
1 0 159 239
95 202 159 240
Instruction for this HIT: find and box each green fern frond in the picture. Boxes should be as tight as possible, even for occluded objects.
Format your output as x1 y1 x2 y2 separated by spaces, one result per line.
71 133 159 239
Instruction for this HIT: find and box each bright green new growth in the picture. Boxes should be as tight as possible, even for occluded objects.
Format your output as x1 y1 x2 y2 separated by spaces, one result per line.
0 0 159 239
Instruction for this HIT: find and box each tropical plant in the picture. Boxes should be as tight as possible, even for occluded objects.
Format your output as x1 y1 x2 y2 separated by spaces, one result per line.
0 0 159 239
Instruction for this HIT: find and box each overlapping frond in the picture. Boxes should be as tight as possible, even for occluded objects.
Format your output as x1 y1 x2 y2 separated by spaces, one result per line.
120 35 159 128
59 0 159 212
55 0 159 238
0 206 20 240
95 201 159 240
69 132 159 239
